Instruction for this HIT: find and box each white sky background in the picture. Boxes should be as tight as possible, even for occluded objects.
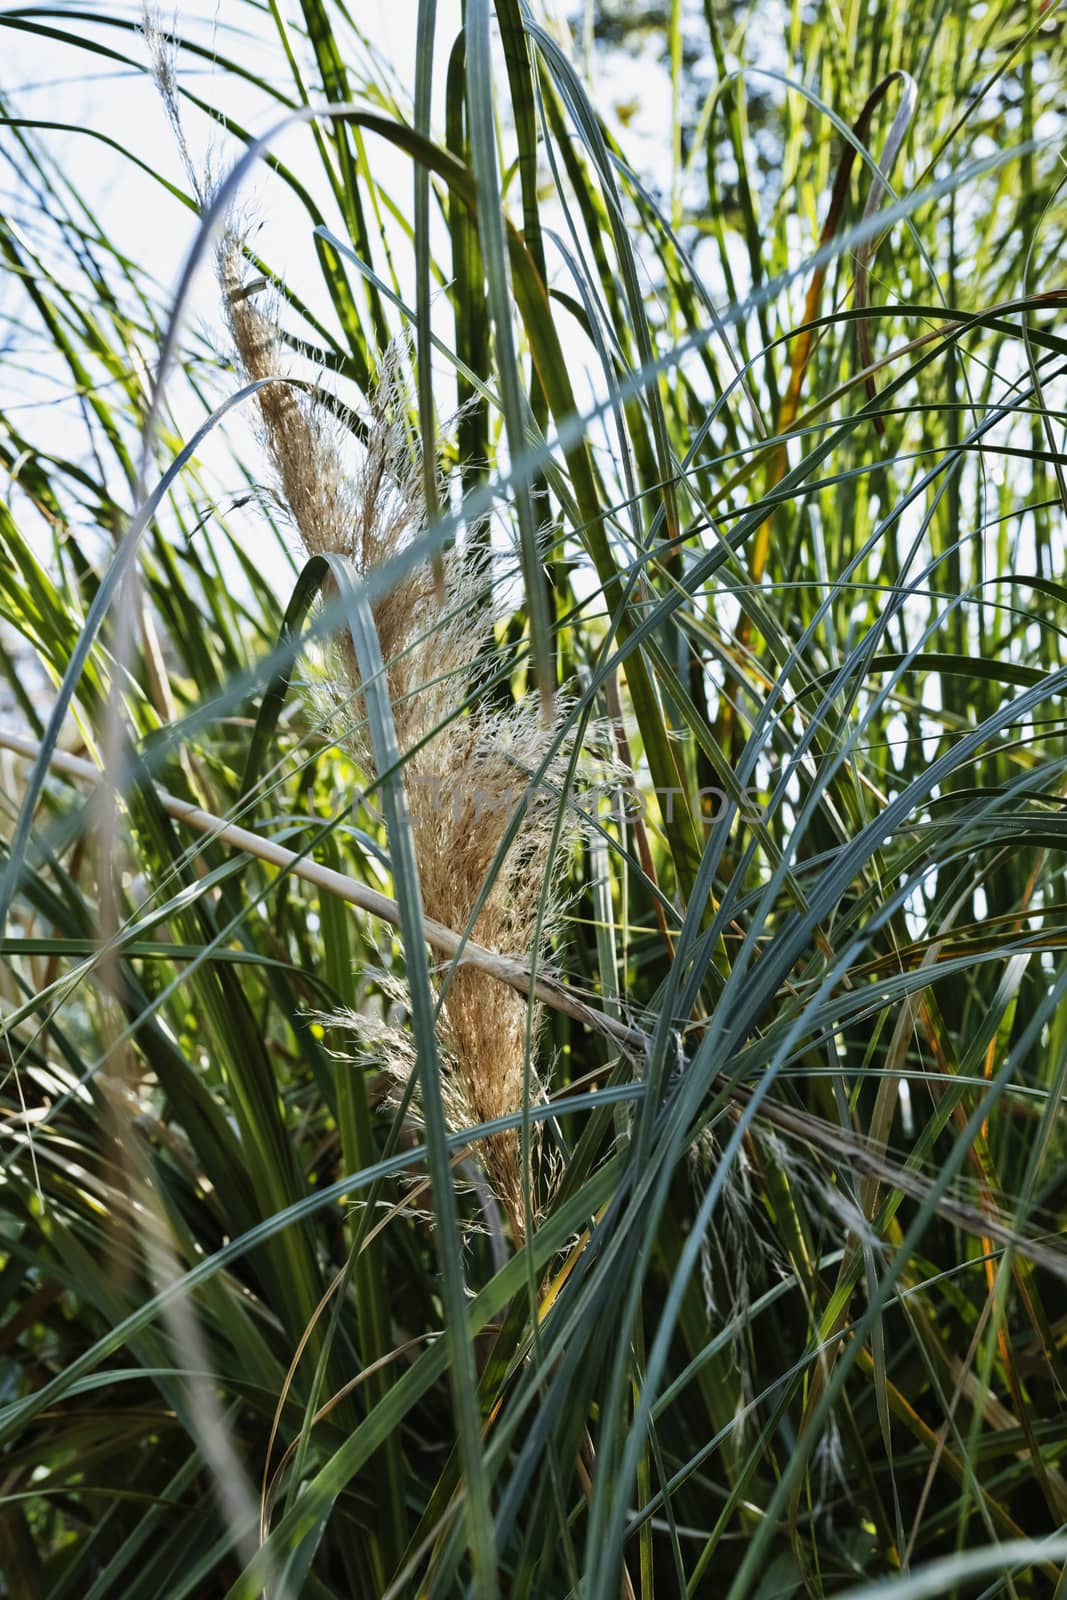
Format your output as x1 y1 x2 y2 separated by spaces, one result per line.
0 2 477 598
4 3 449 285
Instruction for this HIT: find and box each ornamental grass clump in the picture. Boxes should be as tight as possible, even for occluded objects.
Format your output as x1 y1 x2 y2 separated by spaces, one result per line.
221 238 576 1239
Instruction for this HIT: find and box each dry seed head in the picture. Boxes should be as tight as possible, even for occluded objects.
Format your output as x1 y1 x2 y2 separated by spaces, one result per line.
222 234 587 1240
143 6 213 209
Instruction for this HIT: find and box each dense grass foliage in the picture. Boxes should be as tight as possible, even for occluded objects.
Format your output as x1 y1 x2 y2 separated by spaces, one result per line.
1 1 1066 1594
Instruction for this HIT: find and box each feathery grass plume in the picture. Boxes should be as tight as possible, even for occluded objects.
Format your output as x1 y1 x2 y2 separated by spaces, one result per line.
142 7 207 209
220 235 579 1239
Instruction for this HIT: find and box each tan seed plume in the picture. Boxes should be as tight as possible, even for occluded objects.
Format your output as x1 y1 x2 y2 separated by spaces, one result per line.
220 237 578 1239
